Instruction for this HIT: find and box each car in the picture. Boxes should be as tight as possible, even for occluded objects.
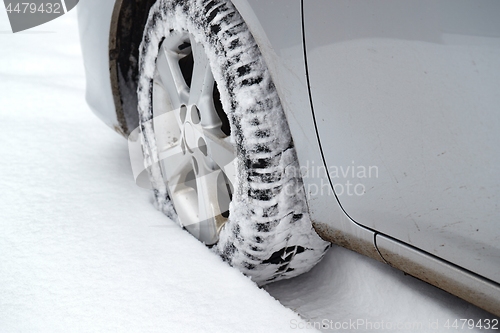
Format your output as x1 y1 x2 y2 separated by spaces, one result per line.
78 0 500 315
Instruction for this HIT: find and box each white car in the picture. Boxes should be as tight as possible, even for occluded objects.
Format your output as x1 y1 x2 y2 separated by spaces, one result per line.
78 0 500 315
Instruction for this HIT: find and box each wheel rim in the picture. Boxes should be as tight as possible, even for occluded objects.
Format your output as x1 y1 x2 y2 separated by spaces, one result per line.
152 31 236 245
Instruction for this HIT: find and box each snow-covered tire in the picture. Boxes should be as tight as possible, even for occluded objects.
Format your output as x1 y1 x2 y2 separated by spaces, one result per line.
137 0 330 284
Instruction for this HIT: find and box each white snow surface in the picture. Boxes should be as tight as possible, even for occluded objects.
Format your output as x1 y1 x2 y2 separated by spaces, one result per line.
0 7 497 333
266 246 498 332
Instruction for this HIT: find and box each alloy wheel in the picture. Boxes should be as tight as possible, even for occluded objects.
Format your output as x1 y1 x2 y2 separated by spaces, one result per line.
152 31 235 245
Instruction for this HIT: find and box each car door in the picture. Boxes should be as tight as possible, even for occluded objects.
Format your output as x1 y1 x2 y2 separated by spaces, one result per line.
303 0 500 284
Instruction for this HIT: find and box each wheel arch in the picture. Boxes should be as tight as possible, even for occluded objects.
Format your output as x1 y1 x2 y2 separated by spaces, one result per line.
109 0 157 137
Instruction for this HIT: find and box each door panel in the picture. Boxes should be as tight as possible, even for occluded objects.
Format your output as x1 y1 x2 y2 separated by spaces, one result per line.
303 0 500 283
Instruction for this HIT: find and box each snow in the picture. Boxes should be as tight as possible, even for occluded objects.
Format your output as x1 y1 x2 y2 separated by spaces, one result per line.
266 246 498 332
0 6 497 333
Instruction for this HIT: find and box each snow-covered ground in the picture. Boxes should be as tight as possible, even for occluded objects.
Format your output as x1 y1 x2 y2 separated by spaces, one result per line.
266 246 499 332
0 7 497 333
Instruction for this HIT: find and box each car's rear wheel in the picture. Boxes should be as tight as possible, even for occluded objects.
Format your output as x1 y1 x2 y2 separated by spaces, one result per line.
138 0 329 284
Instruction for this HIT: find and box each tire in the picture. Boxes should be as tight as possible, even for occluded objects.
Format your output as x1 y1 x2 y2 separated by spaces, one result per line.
137 0 330 284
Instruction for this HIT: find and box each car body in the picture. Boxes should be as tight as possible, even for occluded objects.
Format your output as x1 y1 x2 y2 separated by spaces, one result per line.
78 0 500 315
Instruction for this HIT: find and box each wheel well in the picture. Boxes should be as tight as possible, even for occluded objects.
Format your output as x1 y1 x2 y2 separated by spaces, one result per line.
109 0 157 136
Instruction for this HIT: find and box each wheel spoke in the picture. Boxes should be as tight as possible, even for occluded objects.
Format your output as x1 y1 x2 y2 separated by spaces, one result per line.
188 37 212 104
169 184 198 229
202 131 236 188
152 84 182 151
195 169 228 226
152 73 173 118
156 45 190 109
158 144 191 183
188 35 222 129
